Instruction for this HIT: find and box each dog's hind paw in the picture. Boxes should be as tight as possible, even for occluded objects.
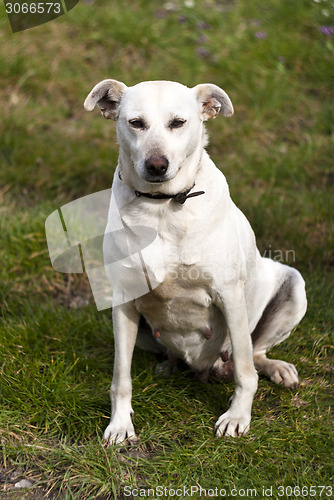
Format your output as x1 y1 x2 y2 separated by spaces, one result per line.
268 360 299 389
254 355 299 389
214 410 251 438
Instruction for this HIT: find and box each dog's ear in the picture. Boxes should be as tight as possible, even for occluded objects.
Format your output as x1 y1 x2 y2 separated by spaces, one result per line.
84 79 128 120
193 83 234 120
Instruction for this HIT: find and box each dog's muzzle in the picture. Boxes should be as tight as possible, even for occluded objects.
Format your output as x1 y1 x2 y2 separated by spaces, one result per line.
144 155 169 182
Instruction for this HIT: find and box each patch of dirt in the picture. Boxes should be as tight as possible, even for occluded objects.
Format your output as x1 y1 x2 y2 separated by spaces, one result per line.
0 467 52 499
49 273 93 310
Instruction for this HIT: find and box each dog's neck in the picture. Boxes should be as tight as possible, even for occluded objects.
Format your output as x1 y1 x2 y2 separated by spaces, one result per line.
117 169 204 204
124 176 205 204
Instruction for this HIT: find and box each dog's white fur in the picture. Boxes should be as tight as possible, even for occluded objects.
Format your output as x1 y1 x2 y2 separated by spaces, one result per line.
84 80 307 444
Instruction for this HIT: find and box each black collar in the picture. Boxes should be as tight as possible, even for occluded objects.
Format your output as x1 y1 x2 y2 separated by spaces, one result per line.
134 184 205 204
118 171 205 205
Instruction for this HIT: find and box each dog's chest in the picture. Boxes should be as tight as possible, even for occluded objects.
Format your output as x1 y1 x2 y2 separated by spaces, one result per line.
135 263 229 370
136 263 212 324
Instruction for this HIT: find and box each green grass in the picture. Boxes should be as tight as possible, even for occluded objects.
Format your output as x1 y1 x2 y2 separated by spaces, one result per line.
0 0 333 498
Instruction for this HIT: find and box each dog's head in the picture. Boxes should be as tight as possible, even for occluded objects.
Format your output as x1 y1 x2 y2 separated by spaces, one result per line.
84 80 233 191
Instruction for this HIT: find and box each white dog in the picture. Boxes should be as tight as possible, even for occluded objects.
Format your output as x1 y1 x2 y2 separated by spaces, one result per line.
84 80 307 444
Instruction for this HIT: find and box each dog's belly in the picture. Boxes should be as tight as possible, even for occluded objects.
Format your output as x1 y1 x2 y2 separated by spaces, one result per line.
135 274 230 371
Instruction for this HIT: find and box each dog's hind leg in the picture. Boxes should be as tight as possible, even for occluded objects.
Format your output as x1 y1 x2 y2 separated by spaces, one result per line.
252 267 307 388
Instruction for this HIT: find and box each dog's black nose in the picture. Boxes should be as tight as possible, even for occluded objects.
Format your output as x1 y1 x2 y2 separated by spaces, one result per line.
145 155 169 177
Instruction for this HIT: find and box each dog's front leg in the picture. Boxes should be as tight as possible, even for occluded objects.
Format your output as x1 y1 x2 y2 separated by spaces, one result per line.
214 281 258 437
103 302 140 445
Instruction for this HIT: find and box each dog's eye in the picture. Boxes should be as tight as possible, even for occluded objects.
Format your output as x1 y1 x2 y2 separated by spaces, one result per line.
169 118 186 130
129 119 146 130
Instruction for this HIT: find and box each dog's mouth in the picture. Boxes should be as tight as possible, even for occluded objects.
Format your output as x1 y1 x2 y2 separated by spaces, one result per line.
148 179 166 183
144 175 169 184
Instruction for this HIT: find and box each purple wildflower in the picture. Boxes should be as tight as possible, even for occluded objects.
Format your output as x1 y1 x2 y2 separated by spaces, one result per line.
196 47 210 59
254 31 267 39
318 26 334 37
178 14 187 23
197 21 211 30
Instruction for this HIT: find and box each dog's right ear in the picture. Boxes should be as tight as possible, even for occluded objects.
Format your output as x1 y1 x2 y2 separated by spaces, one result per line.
84 79 128 120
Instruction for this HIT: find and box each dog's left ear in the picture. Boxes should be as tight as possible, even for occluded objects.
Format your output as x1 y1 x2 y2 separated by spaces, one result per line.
193 83 234 120
84 79 128 120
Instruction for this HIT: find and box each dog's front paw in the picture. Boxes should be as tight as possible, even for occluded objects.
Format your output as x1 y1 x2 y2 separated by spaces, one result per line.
214 410 251 438
103 415 138 446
